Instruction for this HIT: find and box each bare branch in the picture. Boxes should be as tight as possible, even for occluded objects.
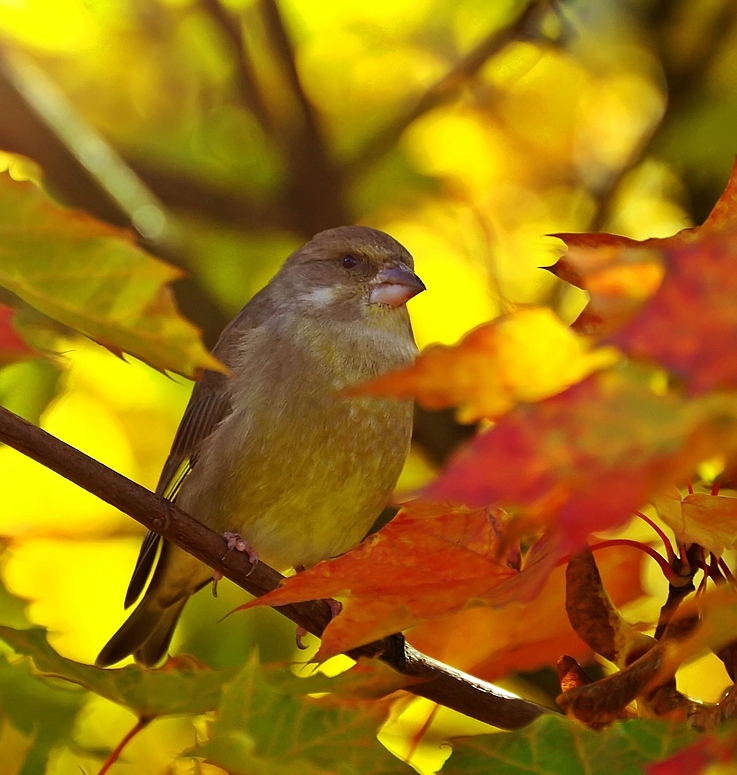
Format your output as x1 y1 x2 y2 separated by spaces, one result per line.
348 0 555 175
258 0 349 234
0 405 549 731
197 0 274 135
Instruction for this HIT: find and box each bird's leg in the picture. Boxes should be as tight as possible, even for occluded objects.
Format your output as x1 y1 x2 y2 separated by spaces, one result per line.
212 532 259 597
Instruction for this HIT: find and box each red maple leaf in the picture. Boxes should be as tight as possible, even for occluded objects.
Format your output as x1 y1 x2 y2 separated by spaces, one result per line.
426 364 735 552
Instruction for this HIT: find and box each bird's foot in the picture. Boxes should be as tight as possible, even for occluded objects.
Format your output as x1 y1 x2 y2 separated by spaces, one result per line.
223 532 259 563
212 532 259 597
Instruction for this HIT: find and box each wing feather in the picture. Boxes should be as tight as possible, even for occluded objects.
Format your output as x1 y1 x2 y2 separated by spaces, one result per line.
124 370 232 607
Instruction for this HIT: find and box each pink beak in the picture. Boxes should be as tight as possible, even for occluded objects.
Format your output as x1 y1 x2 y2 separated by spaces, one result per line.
369 264 426 307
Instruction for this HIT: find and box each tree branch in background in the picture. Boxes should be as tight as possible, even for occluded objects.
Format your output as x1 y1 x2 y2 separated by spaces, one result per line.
348 0 557 176
0 48 232 348
0 405 549 731
258 0 350 234
590 0 737 231
198 0 275 135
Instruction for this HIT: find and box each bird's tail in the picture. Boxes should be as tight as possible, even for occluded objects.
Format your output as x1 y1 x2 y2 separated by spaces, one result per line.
96 592 187 668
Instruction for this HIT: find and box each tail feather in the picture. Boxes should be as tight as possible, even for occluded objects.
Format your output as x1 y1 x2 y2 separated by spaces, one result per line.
96 595 187 668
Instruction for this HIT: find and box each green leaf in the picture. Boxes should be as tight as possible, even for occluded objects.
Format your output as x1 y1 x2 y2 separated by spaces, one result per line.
0 653 85 775
443 715 699 775
0 626 236 718
0 173 223 378
190 653 412 775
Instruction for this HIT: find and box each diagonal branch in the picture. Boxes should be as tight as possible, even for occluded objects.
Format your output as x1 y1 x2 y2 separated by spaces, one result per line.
0 405 549 731
348 0 556 176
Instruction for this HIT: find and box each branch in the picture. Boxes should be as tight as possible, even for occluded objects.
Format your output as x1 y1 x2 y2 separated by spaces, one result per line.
0 49 231 350
197 0 274 135
258 0 350 234
348 0 555 175
0 405 549 731
590 0 737 231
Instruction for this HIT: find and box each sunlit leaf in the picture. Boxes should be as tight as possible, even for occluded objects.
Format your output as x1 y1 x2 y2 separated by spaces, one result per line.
442 715 698 774
613 227 737 394
407 543 646 682
551 160 737 339
427 363 737 552
0 626 235 718
244 503 565 660
548 233 665 336
358 307 617 422
0 173 222 378
190 653 409 775
653 486 737 556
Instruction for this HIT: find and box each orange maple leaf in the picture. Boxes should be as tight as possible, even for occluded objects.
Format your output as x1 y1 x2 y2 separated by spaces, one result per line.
551 158 737 379
243 502 561 660
356 306 616 422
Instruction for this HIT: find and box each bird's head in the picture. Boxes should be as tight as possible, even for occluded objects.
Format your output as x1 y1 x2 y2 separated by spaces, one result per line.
278 226 425 323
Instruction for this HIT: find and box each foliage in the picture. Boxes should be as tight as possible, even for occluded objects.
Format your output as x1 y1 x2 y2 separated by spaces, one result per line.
2 0 737 773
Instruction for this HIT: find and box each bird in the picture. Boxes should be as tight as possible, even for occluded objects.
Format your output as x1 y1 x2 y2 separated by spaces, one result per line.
96 225 425 667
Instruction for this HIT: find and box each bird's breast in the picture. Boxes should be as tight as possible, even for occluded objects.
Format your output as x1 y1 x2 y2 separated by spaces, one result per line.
180 318 416 571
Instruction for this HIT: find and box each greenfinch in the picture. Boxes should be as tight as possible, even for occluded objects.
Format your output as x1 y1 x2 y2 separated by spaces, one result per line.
96 226 424 667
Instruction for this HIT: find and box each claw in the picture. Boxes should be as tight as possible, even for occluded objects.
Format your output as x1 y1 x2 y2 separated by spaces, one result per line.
221 531 259 576
295 625 309 650
212 570 223 598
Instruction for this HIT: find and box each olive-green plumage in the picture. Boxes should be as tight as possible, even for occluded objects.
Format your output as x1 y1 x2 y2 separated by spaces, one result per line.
96 225 424 667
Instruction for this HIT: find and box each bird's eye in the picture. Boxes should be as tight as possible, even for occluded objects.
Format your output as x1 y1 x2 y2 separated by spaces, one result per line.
341 255 358 269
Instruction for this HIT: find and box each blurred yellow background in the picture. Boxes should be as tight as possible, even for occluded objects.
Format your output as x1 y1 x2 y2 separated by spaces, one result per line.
1 0 736 771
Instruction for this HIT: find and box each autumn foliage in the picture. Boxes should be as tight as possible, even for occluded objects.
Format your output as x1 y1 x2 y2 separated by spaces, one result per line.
245 160 737 767
3 1 737 772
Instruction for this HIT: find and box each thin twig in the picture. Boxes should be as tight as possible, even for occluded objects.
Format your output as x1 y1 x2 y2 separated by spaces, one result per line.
257 0 348 233
97 717 151 775
348 0 555 175
0 405 548 731
198 0 274 134
590 0 737 231
258 0 322 146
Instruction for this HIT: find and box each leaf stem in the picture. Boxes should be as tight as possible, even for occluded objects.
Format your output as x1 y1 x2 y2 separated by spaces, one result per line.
634 510 675 564
97 717 150 775
589 539 680 584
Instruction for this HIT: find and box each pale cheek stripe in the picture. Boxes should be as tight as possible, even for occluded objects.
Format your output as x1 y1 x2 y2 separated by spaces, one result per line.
296 287 336 306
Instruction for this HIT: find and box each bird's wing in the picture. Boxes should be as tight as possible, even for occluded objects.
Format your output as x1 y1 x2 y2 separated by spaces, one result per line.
124 368 232 608
123 289 276 609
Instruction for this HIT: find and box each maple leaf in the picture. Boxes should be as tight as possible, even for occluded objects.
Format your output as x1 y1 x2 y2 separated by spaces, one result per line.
652 486 737 556
407 543 645 682
0 304 36 364
549 158 737 335
551 160 737 393
426 363 737 552
444 715 698 775
356 307 616 422
192 653 408 775
612 227 737 394
0 173 222 378
243 502 561 660
548 233 665 336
